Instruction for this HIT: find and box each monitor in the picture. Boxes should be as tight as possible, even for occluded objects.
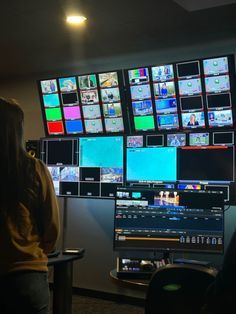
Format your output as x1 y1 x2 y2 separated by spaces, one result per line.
146 135 164 147
203 57 229 76
126 147 177 183
205 75 230 93
128 67 150 84
113 186 224 254
178 78 202 96
151 64 174 82
189 133 209 146
59 77 77 92
177 61 200 78
167 134 186 147
213 132 234 145
42 138 78 166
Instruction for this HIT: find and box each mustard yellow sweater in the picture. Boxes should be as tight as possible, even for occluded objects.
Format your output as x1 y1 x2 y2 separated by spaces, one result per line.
0 159 60 275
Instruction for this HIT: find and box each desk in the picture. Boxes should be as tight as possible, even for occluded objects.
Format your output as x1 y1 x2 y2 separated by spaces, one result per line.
48 249 85 314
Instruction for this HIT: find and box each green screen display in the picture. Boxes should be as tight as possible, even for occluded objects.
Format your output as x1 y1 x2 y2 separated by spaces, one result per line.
134 115 155 131
45 108 62 121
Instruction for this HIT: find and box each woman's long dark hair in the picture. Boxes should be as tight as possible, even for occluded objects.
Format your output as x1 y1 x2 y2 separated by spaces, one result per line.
0 97 39 208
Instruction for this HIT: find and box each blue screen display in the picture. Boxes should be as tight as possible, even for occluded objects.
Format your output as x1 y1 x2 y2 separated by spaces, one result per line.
65 120 83 134
127 147 177 182
79 136 123 168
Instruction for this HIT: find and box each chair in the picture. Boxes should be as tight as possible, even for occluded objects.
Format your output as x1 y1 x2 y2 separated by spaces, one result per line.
145 263 217 314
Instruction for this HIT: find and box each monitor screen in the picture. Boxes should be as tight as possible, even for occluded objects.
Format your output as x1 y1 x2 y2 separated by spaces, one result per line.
63 106 81 120
181 112 205 128
206 93 232 109
82 105 101 119
151 64 174 82
203 57 229 75
155 98 177 114
128 67 149 84
127 136 144 148
146 135 164 147
81 90 99 105
41 79 58 93
178 146 234 182
130 84 151 100
178 78 202 96
132 100 153 116
177 61 200 78
99 72 119 88
167 134 186 147
126 147 177 183
157 114 179 130
189 133 209 146
100 87 120 103
59 77 77 92
61 92 79 105
153 82 176 98
78 74 97 90
43 94 60 107
113 186 224 254
134 115 155 131
208 109 233 128
213 132 234 145
205 75 230 93
180 96 203 111
42 138 78 166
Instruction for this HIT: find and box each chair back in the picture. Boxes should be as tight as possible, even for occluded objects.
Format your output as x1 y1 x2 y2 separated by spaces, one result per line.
145 263 217 314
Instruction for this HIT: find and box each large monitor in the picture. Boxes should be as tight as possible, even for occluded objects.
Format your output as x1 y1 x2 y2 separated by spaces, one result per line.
113 186 224 254
41 135 124 198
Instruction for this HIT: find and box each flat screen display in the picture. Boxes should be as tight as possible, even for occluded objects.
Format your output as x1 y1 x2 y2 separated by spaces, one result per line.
128 68 149 84
177 61 200 78
178 78 202 96
205 75 230 93
181 112 205 128
189 133 209 146
155 98 177 114
130 84 151 100
167 134 186 147
151 64 174 82
203 57 229 75
208 109 233 127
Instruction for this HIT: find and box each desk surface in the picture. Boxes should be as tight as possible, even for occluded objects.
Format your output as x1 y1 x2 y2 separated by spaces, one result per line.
48 248 85 266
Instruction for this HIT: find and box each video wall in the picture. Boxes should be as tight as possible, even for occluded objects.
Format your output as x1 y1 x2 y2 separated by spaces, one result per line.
38 54 236 204
39 71 126 135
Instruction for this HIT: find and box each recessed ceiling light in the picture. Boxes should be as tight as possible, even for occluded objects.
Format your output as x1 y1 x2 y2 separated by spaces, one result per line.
66 15 87 24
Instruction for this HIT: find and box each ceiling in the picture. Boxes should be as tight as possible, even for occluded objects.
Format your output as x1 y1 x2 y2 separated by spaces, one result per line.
0 0 236 80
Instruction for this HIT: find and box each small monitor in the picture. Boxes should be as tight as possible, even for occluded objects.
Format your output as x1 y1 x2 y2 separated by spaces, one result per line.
43 94 60 107
153 82 176 98
101 87 120 103
63 106 81 120
208 109 233 128
205 75 230 93
81 90 99 105
45 108 62 121
65 120 83 134
157 114 179 130
146 135 164 147
178 78 202 96
151 64 174 82
82 105 101 119
177 61 200 78
43 138 78 166
167 134 186 147
41 79 58 93
47 121 64 135
128 67 149 84
59 77 77 92
155 98 177 114
181 112 205 128
180 96 203 111
132 100 153 116
84 119 103 133
213 132 234 145
203 57 229 76
127 136 144 148
206 93 231 109
134 115 155 131
78 74 97 90
189 133 209 146
104 118 124 133
61 92 79 105
130 84 151 100
99 72 119 88
103 103 122 118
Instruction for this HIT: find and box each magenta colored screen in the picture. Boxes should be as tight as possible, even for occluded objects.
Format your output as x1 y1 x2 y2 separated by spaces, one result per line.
63 106 81 119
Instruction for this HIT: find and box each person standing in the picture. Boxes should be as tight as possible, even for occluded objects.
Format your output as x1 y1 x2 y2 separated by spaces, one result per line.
0 97 60 314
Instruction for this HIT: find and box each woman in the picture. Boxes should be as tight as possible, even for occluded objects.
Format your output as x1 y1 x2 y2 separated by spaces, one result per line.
0 97 60 313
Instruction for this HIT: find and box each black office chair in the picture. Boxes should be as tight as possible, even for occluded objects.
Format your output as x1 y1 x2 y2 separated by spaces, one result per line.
145 263 217 314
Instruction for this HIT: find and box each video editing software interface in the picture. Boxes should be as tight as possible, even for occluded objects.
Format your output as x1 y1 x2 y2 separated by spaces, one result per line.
41 136 124 198
114 187 224 254
39 71 126 136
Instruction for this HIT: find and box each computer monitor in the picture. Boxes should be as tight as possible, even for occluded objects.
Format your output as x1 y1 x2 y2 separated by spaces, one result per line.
113 186 224 254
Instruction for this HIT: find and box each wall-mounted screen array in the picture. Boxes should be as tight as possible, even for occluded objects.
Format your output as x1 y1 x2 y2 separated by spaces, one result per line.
113 186 224 254
40 130 236 203
39 71 126 136
41 136 124 198
125 55 235 132
38 55 236 137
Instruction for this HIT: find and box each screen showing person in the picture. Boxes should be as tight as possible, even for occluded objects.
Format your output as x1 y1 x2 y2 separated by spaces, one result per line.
84 119 103 133
189 133 209 146
78 74 97 90
132 100 153 116
41 79 58 93
178 78 202 96
104 118 124 133
151 64 174 82
155 98 177 113
208 109 233 127
128 67 149 84
157 113 179 129
99 72 119 88
130 84 151 100
103 103 122 118
101 87 120 103
127 136 143 148
59 77 77 92
167 134 186 147
154 81 176 98
203 57 229 76
207 93 231 109
81 90 99 104
182 112 205 128
82 105 101 119
205 75 230 93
